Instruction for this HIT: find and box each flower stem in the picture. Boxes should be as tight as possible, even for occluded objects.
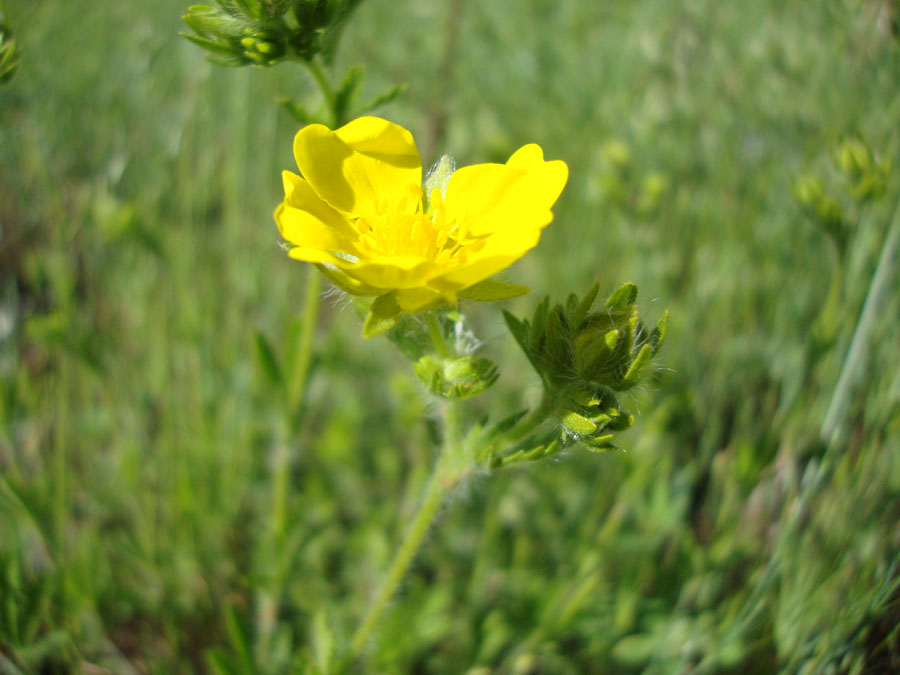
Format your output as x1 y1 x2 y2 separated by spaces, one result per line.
288 270 322 420
424 312 449 358
348 461 454 658
303 59 337 126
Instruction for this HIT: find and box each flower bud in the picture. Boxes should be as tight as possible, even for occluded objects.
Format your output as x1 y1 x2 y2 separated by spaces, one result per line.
414 355 499 400
504 281 668 452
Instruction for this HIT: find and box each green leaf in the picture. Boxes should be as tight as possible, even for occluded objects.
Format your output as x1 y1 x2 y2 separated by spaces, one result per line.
573 281 601 326
363 293 402 338
182 9 246 40
605 281 638 309
278 96 321 125
458 279 530 302
649 309 669 355
334 65 364 125
496 439 560 468
621 343 652 388
357 81 408 114
253 331 283 388
179 32 241 58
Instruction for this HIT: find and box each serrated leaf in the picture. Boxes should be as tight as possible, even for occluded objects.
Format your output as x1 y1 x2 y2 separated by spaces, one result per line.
363 293 402 338
458 278 530 301
573 281 600 326
528 296 550 356
545 306 571 376
502 311 529 352
565 292 578 317
605 282 637 309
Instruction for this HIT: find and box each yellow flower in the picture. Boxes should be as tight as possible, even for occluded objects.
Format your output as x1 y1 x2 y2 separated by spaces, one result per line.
274 116 568 314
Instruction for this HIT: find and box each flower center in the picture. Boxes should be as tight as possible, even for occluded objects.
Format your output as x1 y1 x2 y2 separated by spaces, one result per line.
353 185 468 261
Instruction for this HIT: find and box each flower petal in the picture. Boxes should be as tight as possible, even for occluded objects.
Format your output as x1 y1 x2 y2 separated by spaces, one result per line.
430 225 545 289
345 256 440 290
293 117 422 218
442 146 568 238
276 171 360 253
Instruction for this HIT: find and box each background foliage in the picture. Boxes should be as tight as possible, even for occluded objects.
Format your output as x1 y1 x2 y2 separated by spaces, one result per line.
1 0 899 672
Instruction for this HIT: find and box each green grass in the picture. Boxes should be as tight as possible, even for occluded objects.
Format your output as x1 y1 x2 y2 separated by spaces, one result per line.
1 0 899 672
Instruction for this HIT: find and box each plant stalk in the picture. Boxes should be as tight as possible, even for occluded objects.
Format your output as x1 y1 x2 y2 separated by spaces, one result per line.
348 464 453 658
821 193 900 445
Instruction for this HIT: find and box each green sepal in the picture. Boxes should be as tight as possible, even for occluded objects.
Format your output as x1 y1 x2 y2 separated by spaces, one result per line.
458 279 530 302
363 293 402 338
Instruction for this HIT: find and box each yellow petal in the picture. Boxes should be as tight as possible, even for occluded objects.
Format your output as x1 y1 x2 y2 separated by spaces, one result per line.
506 143 546 169
443 147 568 238
276 172 360 252
287 246 349 265
293 117 422 218
344 257 440 290
432 225 545 288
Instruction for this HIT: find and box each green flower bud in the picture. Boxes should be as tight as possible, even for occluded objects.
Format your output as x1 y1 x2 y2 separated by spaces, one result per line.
503 281 668 452
414 355 499 400
181 0 364 66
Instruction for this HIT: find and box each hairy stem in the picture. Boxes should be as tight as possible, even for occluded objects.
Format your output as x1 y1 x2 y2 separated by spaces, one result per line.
348 463 454 658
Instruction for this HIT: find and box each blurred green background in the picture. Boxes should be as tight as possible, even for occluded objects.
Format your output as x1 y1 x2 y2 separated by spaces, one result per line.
2 0 899 672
